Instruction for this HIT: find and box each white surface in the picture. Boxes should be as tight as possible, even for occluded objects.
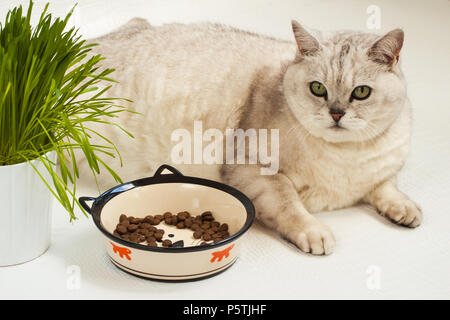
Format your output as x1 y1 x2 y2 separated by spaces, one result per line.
0 0 449 299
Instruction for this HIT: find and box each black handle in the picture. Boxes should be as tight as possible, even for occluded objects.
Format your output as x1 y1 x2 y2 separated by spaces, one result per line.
78 196 96 215
153 164 183 177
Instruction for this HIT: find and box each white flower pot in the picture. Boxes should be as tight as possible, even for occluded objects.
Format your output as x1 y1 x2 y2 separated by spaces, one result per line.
0 152 55 266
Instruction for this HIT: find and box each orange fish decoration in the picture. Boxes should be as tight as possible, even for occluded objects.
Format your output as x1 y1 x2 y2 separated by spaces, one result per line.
210 244 234 263
110 242 132 261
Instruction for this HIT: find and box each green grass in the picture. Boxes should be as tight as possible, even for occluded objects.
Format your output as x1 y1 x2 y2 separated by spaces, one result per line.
0 1 134 220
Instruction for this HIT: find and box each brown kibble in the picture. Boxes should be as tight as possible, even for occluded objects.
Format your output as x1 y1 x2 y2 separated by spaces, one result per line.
163 212 172 219
184 218 193 228
201 211 214 221
194 216 202 223
211 221 220 228
140 222 151 229
201 211 212 217
190 223 200 231
202 233 212 241
129 234 139 243
143 215 154 223
127 224 138 232
162 239 172 247
147 241 157 247
116 210 228 247
130 217 142 224
193 230 204 239
176 212 185 220
144 230 153 237
201 222 211 229
177 211 189 221
214 231 225 238
176 222 185 229
116 225 128 235
137 229 147 235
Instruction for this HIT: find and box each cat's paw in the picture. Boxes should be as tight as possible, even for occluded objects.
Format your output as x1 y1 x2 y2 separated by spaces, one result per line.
377 199 422 228
292 221 335 255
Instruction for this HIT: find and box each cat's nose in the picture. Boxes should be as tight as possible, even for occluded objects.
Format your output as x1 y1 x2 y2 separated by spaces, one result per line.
329 108 345 122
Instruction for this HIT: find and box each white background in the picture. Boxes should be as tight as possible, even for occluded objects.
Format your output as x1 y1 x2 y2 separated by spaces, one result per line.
0 0 449 299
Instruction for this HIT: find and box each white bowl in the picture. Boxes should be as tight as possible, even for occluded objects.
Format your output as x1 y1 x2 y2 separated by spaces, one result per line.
79 165 255 281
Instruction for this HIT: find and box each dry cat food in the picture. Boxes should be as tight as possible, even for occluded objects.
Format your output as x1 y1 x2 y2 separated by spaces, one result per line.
113 211 230 248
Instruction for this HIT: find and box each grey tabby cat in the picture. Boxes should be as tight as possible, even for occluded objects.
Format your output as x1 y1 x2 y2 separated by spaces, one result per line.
80 18 422 255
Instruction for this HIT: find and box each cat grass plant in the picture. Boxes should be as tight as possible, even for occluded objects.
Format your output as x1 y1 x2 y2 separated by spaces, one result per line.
0 1 132 220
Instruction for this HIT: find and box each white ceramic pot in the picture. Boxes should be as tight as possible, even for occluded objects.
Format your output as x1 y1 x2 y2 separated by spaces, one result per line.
79 165 255 281
0 152 55 266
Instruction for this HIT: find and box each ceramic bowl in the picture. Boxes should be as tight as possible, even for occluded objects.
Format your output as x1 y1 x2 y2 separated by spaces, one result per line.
79 164 255 281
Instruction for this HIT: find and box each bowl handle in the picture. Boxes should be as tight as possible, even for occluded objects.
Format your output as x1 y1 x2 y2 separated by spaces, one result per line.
78 196 96 215
153 164 184 177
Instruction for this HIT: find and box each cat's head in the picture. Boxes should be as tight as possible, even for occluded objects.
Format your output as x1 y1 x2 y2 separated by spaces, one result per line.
283 21 407 143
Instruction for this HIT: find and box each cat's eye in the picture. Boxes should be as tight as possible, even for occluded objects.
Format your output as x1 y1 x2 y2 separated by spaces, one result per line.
351 85 371 100
310 81 327 98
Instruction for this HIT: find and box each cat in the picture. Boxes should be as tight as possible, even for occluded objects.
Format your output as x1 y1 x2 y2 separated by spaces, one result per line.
79 18 422 255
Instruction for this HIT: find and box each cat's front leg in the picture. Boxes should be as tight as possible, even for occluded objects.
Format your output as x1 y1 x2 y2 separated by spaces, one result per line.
363 178 422 228
223 166 335 255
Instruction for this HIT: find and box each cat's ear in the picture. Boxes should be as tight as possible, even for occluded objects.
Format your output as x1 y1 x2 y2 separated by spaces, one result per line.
291 20 320 56
368 29 404 66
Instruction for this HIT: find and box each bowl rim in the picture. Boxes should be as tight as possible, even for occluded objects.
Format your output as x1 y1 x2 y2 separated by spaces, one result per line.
83 169 255 253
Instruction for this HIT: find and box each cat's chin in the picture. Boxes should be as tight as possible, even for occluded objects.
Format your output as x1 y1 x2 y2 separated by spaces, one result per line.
305 125 371 144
